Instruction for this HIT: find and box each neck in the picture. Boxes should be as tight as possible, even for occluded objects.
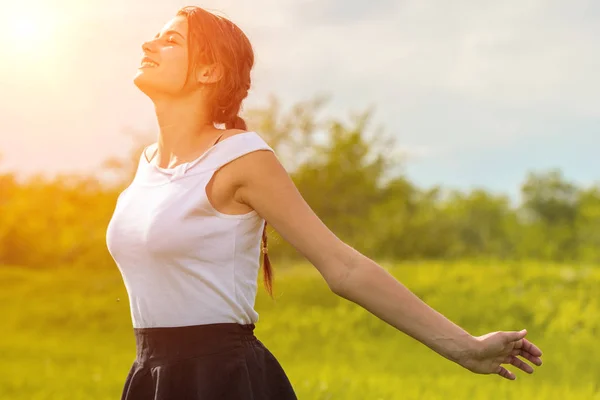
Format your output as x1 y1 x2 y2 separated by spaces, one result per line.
152 94 218 162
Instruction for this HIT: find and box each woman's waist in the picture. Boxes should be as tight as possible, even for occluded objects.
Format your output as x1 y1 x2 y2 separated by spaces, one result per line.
133 322 257 367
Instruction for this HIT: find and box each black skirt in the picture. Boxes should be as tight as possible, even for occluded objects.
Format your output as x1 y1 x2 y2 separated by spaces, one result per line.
120 322 297 400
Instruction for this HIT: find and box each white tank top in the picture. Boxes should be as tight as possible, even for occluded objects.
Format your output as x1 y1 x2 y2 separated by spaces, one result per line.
105 131 274 328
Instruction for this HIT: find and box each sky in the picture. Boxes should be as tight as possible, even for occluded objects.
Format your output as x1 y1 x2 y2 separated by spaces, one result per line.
0 0 598 199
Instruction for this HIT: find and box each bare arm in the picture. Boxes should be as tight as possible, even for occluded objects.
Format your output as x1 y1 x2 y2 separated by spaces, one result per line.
332 247 476 364
234 149 474 360
333 246 543 380
234 149 542 379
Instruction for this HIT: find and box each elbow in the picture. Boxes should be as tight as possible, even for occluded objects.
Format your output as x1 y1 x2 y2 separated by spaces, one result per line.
328 270 349 296
328 247 376 297
317 241 362 295
328 251 359 296
319 258 351 295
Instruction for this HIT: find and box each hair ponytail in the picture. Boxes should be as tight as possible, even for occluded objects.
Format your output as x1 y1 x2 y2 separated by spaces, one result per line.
178 6 274 299
260 221 273 298
225 115 247 130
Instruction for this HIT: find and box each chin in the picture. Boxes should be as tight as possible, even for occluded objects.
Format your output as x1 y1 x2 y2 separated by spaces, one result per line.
133 70 162 98
133 70 186 99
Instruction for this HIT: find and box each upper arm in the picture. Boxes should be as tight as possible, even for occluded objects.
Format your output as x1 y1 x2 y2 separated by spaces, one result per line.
234 149 352 291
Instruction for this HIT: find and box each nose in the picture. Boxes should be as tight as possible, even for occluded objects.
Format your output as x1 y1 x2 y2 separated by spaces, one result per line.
141 39 157 53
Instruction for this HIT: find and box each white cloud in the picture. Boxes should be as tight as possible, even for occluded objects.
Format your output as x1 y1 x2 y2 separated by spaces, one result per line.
266 0 599 111
242 0 599 156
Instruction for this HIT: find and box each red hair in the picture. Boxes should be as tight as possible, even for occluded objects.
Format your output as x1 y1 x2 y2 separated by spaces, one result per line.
177 6 274 298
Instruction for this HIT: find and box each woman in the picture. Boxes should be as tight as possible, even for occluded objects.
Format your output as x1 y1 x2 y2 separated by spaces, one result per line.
106 6 543 400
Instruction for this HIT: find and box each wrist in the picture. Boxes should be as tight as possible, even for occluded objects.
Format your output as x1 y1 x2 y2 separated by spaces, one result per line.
451 334 481 369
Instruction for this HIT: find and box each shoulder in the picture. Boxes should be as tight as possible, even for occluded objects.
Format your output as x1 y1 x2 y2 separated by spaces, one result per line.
218 129 275 167
219 129 272 145
216 129 277 191
219 128 250 141
215 129 274 152
225 129 278 181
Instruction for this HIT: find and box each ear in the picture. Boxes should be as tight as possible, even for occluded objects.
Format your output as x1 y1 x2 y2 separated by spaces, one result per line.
195 63 224 85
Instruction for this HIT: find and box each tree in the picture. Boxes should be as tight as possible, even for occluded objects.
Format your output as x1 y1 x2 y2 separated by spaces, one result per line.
575 186 600 262
519 169 579 261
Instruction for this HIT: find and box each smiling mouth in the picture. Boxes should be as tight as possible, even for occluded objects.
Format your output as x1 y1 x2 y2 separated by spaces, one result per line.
140 59 159 68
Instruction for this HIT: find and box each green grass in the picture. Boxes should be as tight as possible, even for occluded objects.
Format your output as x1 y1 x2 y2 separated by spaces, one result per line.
1 261 599 399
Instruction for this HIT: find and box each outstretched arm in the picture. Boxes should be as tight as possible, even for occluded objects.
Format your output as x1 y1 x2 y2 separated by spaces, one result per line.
327 248 542 379
331 247 479 364
234 149 542 380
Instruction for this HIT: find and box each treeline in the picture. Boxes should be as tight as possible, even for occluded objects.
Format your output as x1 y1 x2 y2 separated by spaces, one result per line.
1 95 599 269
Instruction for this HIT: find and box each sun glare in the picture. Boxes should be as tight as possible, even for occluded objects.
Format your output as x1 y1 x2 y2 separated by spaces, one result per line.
15 17 39 38
9 15 56 53
0 9 64 86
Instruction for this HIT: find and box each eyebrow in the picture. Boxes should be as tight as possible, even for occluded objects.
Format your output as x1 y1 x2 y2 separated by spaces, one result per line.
154 30 186 40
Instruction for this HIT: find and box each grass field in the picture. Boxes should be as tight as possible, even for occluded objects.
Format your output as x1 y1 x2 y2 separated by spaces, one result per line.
1 261 599 399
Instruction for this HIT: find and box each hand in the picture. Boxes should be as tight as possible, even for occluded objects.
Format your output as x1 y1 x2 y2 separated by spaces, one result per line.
459 329 543 380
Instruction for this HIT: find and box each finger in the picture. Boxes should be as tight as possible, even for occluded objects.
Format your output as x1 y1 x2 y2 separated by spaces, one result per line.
513 338 543 364
507 355 534 374
511 348 543 366
505 329 528 343
521 338 543 357
496 365 516 380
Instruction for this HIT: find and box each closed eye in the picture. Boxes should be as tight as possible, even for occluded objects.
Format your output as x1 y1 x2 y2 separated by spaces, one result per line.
153 30 186 44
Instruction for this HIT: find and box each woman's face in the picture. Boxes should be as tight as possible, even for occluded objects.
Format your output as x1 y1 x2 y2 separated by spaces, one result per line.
134 15 191 97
